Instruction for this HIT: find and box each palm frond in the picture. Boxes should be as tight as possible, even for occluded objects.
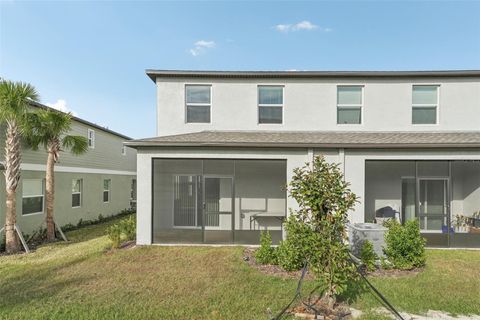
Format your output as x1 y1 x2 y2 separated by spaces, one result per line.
22 112 47 150
62 135 88 155
0 80 39 122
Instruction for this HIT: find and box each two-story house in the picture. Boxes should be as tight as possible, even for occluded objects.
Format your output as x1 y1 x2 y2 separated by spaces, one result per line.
126 70 480 248
0 101 137 235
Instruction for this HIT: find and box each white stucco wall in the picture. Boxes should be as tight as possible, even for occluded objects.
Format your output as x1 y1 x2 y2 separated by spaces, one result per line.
155 77 480 136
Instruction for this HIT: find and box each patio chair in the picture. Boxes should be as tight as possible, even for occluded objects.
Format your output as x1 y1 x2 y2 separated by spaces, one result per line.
375 206 401 224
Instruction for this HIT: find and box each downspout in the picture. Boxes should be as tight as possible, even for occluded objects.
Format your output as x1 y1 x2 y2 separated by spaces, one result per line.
339 148 346 177
307 148 314 167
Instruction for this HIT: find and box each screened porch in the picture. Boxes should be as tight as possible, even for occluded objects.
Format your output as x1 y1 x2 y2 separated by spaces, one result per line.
365 160 480 247
152 159 287 244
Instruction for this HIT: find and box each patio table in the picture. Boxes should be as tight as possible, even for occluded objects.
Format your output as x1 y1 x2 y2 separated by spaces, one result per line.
249 212 286 231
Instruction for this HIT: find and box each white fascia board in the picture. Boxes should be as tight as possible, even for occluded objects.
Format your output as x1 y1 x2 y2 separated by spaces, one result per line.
21 163 136 176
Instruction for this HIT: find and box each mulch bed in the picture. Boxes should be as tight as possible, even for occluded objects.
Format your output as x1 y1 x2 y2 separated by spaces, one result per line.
366 266 423 277
243 247 313 279
104 240 136 254
290 297 353 320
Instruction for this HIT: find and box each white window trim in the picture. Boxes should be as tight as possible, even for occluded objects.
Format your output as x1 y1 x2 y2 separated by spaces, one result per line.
103 179 111 203
185 84 212 124
121 146 127 156
412 84 440 126
257 85 284 125
22 179 44 216
336 85 364 125
72 179 82 208
87 129 95 149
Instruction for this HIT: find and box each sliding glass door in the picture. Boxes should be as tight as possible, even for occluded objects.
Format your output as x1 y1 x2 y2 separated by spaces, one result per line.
418 178 449 231
203 176 234 243
173 175 201 228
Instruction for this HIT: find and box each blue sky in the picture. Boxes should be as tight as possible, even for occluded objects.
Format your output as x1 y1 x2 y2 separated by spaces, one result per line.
1 1 479 139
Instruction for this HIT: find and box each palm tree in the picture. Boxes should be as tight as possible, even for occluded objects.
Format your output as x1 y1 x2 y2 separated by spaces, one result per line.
25 109 88 241
0 80 39 254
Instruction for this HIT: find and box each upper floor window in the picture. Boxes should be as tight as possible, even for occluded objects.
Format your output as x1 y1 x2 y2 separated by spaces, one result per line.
185 85 211 123
87 129 95 148
337 86 363 124
72 179 82 208
22 179 44 215
121 146 127 156
412 85 439 124
103 179 111 203
258 86 283 124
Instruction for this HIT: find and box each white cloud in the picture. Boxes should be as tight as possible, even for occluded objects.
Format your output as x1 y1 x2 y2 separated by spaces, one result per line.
189 40 216 56
293 20 318 31
275 24 292 32
274 21 332 33
45 99 77 116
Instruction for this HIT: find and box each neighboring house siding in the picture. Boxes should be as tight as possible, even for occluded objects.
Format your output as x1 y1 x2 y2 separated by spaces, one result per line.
155 77 480 136
0 171 134 234
0 120 136 172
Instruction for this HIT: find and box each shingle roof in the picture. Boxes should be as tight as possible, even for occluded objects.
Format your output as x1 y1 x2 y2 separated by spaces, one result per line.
29 101 132 140
125 131 480 148
146 69 480 82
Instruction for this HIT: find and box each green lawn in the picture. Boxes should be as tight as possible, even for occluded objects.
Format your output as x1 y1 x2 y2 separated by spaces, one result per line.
0 216 479 320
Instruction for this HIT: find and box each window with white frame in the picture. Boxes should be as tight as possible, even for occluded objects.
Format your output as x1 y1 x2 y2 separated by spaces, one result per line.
412 85 439 124
185 85 211 123
87 129 95 148
337 86 363 124
121 146 126 156
103 179 111 203
22 179 44 215
258 86 283 124
72 179 82 208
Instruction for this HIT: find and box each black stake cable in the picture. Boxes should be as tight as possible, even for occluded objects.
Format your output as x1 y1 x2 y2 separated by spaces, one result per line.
355 264 405 320
271 257 405 320
271 261 309 320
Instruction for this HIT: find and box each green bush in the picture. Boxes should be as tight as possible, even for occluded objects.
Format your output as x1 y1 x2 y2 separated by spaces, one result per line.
360 240 377 272
254 231 277 265
106 216 136 249
383 219 426 270
277 240 303 271
276 215 312 271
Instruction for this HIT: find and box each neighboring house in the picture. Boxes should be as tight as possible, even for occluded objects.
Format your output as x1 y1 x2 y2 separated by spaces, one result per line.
126 70 480 248
0 102 137 235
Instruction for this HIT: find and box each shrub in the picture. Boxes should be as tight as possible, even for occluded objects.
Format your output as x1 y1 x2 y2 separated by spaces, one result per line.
380 257 393 270
107 224 123 249
276 215 313 271
383 219 426 270
360 240 377 272
106 216 136 249
277 240 303 271
122 216 136 241
254 231 277 265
